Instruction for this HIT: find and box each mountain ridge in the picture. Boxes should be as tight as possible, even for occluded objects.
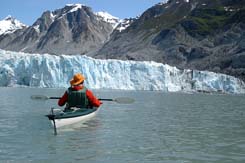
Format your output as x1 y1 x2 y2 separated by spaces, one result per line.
94 0 245 81
0 4 119 55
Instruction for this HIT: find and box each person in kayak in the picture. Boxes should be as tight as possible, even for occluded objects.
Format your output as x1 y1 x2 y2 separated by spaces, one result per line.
58 73 102 109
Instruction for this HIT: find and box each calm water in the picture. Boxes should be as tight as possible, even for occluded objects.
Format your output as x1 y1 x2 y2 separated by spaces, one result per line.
0 87 245 163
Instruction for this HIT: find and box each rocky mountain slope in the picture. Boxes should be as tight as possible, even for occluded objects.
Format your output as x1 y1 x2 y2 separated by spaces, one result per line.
0 4 118 55
94 0 245 81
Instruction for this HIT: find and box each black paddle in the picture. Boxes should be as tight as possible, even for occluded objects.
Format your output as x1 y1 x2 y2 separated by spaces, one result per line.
31 95 135 104
51 108 57 135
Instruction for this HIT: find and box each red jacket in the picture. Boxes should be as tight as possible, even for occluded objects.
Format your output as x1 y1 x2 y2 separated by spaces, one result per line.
58 85 102 107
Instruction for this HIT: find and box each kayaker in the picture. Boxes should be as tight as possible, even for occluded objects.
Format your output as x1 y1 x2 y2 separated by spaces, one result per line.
58 73 102 109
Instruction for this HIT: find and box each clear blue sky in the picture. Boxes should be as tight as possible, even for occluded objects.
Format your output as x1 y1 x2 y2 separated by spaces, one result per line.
0 0 165 25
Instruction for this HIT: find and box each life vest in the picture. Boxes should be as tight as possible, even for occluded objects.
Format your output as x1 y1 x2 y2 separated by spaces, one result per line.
67 86 89 108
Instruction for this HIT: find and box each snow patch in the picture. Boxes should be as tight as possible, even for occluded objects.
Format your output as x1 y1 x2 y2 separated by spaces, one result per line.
115 18 134 32
66 4 84 13
0 16 27 35
224 7 236 12
50 12 56 21
33 25 40 33
96 11 119 28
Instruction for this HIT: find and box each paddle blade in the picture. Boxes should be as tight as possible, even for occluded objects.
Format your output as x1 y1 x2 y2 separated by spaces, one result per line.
114 97 135 104
31 95 49 100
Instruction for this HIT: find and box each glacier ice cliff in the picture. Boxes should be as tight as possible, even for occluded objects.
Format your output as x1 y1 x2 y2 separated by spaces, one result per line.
0 49 245 94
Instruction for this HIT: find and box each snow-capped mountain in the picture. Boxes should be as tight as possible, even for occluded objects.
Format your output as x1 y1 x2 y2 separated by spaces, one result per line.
0 16 27 35
0 49 244 94
0 4 115 55
95 11 120 28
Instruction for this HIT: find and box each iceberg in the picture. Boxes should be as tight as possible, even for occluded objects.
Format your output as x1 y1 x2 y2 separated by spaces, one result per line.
0 49 244 94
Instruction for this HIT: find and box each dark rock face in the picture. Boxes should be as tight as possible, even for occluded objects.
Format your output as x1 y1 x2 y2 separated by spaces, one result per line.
0 4 114 55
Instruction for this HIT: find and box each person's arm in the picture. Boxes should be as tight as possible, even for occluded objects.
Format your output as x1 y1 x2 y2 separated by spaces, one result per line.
58 91 68 106
86 90 102 107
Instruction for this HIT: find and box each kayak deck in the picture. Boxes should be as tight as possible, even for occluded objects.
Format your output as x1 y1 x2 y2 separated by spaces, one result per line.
46 108 97 119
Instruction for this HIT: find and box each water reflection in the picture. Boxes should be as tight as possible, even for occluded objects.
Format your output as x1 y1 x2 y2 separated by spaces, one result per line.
57 118 102 133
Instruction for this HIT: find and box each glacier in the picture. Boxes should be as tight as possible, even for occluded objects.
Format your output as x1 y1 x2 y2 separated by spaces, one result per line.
0 49 245 94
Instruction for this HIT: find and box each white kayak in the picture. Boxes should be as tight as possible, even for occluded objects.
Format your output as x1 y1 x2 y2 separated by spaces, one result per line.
46 107 99 128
